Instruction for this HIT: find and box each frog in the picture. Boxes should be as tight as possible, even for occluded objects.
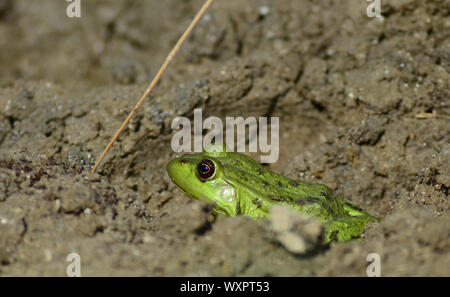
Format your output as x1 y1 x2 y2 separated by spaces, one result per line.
167 143 378 243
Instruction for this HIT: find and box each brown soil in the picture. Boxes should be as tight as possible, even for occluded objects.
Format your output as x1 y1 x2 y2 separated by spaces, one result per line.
0 0 448 276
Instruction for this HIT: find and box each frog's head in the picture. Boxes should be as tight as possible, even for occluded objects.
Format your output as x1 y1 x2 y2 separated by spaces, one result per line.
167 144 240 216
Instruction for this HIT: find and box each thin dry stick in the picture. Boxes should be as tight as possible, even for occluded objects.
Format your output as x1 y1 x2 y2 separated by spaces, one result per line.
91 0 215 174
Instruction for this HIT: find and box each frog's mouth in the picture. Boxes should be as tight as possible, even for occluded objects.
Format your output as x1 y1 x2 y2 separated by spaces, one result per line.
177 186 198 201
167 173 195 199
174 182 241 216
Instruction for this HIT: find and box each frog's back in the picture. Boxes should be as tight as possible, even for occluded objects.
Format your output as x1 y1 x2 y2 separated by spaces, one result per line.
214 151 349 221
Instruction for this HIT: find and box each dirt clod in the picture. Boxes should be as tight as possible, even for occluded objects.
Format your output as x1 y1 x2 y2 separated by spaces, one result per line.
0 0 448 276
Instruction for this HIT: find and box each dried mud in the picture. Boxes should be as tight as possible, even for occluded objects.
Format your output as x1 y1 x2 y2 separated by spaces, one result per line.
0 0 449 276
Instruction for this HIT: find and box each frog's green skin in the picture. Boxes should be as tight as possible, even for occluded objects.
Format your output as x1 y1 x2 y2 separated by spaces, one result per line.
167 143 378 243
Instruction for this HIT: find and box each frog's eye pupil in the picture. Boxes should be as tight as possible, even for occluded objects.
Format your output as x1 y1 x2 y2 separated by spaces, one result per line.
197 159 216 181
199 164 210 173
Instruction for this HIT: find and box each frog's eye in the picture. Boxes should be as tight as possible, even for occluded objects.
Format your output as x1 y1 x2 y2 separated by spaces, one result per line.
197 159 216 181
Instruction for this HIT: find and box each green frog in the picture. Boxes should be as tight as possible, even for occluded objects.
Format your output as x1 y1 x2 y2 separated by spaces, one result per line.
167 143 378 242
